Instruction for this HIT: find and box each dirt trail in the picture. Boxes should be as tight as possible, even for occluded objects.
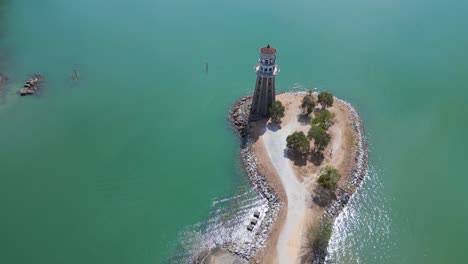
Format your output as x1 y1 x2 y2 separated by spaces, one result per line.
261 98 308 264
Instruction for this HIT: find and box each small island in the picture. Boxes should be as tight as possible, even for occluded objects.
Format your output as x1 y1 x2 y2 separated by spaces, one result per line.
200 45 367 264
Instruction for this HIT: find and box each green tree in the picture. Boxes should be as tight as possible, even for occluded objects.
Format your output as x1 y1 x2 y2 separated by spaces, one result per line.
286 131 310 155
311 110 335 130
308 126 331 152
317 166 341 190
318 91 334 109
301 94 316 115
269 100 285 123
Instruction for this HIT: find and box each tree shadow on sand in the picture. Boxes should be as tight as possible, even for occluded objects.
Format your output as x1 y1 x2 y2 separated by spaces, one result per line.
310 151 324 166
284 148 307 167
312 187 337 207
299 246 314 264
267 121 281 132
297 113 312 125
248 118 268 143
249 118 283 144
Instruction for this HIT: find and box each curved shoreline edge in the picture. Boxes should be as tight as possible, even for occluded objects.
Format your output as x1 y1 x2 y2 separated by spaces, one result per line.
228 92 369 263
318 97 368 263
225 95 283 259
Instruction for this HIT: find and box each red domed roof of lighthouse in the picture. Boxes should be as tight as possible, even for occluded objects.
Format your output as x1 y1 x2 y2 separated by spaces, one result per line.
260 45 277 55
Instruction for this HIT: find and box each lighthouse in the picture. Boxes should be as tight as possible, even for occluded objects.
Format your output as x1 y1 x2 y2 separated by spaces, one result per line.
250 45 280 118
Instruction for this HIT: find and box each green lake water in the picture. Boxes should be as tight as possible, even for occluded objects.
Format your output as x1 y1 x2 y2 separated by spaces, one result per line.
1 0 468 263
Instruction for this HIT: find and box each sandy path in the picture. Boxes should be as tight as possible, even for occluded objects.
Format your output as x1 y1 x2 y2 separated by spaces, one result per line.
262 103 308 264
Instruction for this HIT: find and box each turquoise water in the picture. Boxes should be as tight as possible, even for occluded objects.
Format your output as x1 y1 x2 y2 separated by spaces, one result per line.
1 0 468 263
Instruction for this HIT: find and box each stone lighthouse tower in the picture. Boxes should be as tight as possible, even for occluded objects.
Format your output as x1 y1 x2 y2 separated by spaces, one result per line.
250 45 280 118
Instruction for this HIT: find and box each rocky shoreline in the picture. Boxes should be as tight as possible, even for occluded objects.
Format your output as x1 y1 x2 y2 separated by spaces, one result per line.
324 99 368 220
228 92 368 264
224 95 283 260
314 98 368 264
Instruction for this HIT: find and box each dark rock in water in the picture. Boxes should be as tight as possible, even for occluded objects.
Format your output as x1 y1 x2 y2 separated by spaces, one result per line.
340 193 350 204
20 88 28 96
19 74 44 96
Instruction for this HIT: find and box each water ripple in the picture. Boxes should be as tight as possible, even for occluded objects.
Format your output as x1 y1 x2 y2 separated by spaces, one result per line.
326 165 394 263
167 183 266 263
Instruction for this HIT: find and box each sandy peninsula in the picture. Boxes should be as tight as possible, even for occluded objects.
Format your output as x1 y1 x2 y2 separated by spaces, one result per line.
201 91 368 264
249 92 361 263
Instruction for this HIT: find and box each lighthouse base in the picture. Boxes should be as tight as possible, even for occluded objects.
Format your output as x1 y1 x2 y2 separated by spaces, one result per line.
250 76 276 118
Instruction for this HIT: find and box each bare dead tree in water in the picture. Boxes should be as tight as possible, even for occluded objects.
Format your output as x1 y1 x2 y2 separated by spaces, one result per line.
73 69 79 80
69 64 83 87
71 64 80 81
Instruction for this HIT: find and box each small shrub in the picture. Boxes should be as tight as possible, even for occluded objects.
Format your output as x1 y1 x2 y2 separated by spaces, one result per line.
305 217 333 259
301 94 316 115
269 100 285 123
317 166 341 190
